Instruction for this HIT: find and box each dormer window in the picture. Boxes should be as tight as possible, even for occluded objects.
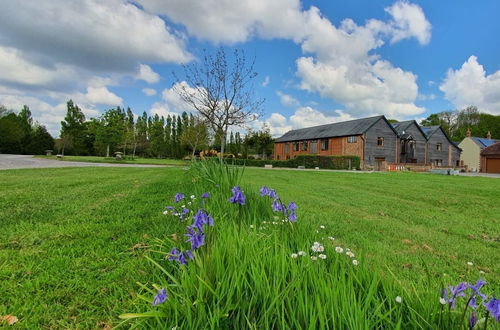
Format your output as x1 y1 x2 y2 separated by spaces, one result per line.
436 143 442 151
377 137 384 146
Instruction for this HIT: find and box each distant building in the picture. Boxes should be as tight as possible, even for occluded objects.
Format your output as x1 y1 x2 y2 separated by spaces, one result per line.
458 129 498 171
480 141 500 173
273 115 461 170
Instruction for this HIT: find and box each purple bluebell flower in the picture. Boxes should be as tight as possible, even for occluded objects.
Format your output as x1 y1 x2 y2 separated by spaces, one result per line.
469 296 477 309
287 202 297 211
260 186 269 196
484 297 500 322
185 250 194 260
174 193 184 203
272 198 283 212
177 252 187 265
288 211 297 222
201 192 210 199
166 206 175 212
152 288 167 306
168 247 180 261
229 186 246 205
192 209 214 231
185 226 205 250
268 189 277 199
444 282 468 309
468 279 487 300
469 312 478 329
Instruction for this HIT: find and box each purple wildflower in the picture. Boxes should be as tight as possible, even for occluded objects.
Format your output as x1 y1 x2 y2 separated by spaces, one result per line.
288 211 297 222
272 198 283 212
287 202 297 211
259 186 269 196
152 288 167 306
185 250 194 260
168 247 180 261
201 192 210 199
192 209 214 231
174 193 184 203
468 279 487 300
177 252 187 265
444 282 468 309
229 186 246 205
469 312 478 329
166 206 175 212
185 226 205 250
469 296 477 309
179 207 190 221
484 297 500 322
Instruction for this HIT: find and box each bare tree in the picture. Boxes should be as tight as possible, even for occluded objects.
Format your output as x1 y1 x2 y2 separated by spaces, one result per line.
174 48 264 158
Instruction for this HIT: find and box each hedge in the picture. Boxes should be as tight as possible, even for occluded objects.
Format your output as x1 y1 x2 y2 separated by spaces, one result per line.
226 155 360 170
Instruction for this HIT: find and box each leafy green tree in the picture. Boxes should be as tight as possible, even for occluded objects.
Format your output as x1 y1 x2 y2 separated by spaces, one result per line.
0 109 25 153
60 100 86 155
25 125 54 155
93 108 126 157
180 116 209 158
135 112 149 156
149 114 165 157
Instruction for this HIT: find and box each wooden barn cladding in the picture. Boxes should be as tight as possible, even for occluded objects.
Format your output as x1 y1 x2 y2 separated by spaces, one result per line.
273 115 461 170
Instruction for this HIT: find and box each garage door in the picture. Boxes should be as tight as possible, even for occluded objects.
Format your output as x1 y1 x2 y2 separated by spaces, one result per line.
486 158 500 173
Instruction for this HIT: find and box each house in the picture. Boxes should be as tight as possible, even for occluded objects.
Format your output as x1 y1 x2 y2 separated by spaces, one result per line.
420 126 461 167
480 141 500 173
458 129 499 172
391 120 428 164
274 115 462 170
274 115 400 170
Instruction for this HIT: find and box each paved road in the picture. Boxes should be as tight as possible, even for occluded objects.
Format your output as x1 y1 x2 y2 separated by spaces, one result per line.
0 154 168 170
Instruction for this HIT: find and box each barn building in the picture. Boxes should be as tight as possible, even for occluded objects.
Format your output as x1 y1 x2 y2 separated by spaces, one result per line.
480 142 500 173
273 115 461 170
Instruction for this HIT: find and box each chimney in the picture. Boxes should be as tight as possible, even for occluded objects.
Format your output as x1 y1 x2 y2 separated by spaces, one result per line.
487 131 492 139
466 128 471 137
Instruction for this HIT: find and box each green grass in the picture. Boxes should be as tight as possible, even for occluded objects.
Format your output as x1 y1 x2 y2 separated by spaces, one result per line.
1 166 499 328
35 155 188 166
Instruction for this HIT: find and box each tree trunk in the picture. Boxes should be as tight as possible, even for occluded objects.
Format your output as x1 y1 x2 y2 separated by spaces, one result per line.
106 144 110 158
133 142 137 159
220 128 227 162
61 146 65 156
191 143 197 160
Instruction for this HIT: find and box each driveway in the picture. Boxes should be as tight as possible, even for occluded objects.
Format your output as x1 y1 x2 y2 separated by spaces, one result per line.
0 154 168 170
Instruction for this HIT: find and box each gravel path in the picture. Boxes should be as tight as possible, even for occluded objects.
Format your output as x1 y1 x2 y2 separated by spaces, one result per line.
0 154 169 170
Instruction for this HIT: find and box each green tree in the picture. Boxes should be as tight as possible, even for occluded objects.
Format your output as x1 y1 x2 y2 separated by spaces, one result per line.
60 100 86 155
93 108 126 157
0 108 25 153
149 114 165 157
25 125 54 155
180 116 209 158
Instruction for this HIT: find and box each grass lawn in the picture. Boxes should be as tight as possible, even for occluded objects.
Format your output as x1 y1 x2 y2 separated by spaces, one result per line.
1 167 498 328
35 155 187 166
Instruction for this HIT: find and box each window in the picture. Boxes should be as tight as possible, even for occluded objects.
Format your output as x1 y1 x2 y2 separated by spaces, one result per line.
436 143 442 151
321 139 329 151
293 142 299 151
434 159 442 166
347 136 357 143
301 141 308 151
377 137 384 146
285 143 289 155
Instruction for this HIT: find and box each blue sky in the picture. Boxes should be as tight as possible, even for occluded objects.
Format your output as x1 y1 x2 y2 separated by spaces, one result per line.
0 0 499 137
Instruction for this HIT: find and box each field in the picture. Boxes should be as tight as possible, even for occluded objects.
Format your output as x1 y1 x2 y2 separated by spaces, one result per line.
1 166 498 328
35 155 187 166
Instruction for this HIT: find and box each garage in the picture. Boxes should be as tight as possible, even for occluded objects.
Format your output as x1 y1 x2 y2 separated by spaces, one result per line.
480 142 500 173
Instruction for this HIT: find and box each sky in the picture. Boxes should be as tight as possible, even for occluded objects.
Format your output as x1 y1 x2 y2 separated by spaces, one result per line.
0 0 499 137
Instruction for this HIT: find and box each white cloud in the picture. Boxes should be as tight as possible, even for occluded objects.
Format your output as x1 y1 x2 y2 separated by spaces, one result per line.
385 1 431 45
142 88 157 96
84 86 123 106
149 101 180 119
262 75 270 87
276 91 300 107
161 81 202 113
137 1 430 119
440 56 500 114
136 64 160 84
0 0 192 71
417 93 436 101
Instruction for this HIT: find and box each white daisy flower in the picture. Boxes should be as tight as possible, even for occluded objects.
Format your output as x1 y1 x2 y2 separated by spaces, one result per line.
319 225 325 229
162 211 169 215
346 251 355 258
311 256 318 261
328 236 335 241
319 254 326 259
395 296 402 304
190 195 195 199
467 262 473 266
439 298 447 305
352 259 359 266
335 247 344 253
291 253 298 259
298 251 306 256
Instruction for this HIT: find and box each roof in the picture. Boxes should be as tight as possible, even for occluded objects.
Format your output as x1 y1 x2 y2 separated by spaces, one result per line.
275 115 393 142
420 125 441 138
480 142 500 156
391 120 428 140
471 137 499 149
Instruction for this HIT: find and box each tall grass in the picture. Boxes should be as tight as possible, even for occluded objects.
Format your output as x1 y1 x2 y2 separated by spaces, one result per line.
120 160 498 329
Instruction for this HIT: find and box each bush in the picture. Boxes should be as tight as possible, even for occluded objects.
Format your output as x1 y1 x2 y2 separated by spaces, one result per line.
227 155 360 170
